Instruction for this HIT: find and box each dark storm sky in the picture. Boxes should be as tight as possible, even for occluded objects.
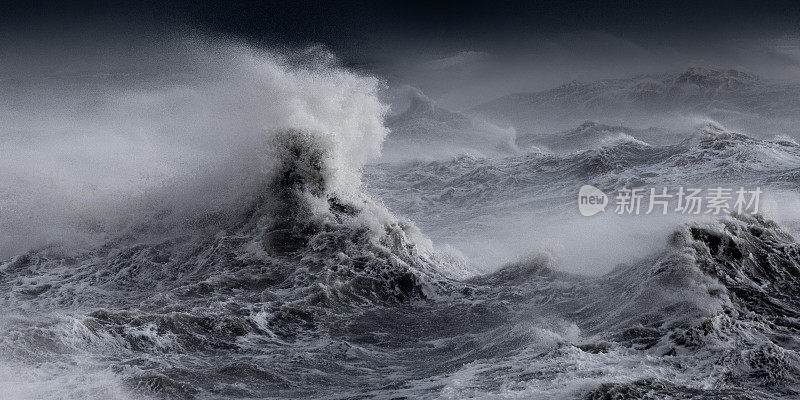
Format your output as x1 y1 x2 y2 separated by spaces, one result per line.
4 1 799 61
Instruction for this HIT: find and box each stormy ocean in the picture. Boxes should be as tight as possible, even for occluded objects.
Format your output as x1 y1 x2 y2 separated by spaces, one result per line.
2 2 800 399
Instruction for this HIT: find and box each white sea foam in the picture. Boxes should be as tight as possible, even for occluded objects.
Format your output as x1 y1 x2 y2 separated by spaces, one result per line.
0 38 388 259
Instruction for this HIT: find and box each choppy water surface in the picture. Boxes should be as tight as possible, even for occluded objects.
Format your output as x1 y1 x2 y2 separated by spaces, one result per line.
2 49 800 399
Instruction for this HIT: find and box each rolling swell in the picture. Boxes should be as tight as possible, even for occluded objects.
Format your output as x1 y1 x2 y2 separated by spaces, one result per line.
573 214 800 398
427 214 800 399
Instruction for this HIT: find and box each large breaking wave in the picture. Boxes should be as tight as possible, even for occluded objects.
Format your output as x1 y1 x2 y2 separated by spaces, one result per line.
0 39 388 260
2 40 800 399
0 38 451 398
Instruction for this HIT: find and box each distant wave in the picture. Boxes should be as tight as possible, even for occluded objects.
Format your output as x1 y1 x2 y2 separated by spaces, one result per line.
469 67 800 137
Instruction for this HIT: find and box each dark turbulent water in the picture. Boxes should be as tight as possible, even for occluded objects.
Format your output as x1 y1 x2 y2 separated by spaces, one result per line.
3 60 800 399
3 121 800 399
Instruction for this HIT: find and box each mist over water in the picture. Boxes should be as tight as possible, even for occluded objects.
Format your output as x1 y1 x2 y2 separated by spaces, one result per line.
0 38 388 259
3 33 799 264
3 18 800 399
